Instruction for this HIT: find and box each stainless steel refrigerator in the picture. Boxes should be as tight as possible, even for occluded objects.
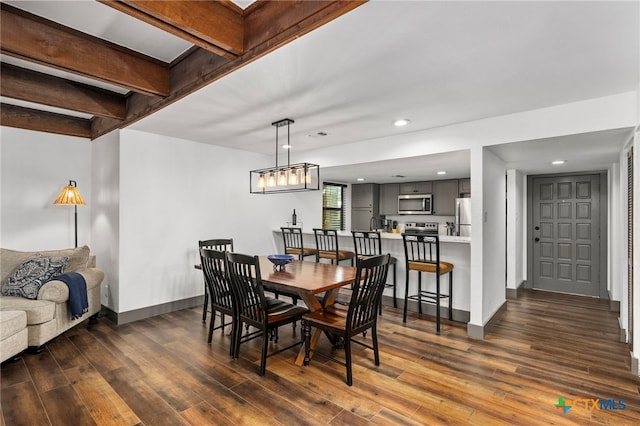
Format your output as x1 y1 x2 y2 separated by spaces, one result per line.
455 198 471 237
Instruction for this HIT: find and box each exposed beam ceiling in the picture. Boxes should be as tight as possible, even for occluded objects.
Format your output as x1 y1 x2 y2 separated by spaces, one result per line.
0 3 170 96
1 63 126 120
1 102 92 138
99 0 245 59
0 0 366 139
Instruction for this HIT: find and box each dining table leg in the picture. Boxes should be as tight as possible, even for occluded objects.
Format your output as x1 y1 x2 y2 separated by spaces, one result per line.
294 288 341 366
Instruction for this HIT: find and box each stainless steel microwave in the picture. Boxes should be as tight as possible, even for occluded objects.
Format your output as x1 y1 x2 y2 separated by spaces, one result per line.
398 193 433 214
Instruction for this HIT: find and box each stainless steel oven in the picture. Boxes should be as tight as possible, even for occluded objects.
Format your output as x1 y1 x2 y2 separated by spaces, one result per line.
398 193 433 215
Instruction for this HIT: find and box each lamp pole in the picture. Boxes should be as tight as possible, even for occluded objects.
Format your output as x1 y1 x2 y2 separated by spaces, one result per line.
70 180 79 248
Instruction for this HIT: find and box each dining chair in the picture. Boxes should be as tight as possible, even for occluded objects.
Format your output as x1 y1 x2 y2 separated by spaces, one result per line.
313 228 355 266
281 227 317 260
402 233 454 333
302 253 390 386
351 230 398 311
199 239 234 322
199 248 236 354
225 252 309 376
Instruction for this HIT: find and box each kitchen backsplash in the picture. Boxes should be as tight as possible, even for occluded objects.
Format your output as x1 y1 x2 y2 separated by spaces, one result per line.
384 214 455 234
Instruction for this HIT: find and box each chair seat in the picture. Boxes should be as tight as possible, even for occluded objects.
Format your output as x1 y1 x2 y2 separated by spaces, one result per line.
318 250 355 261
285 247 318 257
408 260 454 274
266 302 309 324
302 305 348 329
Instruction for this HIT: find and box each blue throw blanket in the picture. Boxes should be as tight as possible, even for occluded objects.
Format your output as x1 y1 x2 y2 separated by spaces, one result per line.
54 272 89 320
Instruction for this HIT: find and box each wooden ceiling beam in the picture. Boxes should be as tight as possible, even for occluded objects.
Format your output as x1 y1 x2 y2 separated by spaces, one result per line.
99 0 244 60
1 63 126 120
92 0 366 139
1 103 92 138
244 1 366 53
0 3 170 97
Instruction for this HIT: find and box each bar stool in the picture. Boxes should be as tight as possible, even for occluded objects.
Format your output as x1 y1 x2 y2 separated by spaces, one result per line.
352 231 397 309
402 233 454 333
281 227 317 260
199 238 234 323
313 228 355 266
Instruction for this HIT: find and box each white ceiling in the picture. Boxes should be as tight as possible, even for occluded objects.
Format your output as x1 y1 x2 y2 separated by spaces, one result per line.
4 1 639 183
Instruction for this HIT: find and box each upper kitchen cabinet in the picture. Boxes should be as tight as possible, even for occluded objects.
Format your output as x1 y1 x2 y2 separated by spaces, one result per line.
379 183 399 215
432 179 459 216
459 178 471 197
399 181 433 194
351 183 380 208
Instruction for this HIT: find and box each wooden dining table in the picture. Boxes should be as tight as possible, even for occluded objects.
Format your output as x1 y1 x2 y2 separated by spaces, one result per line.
258 256 356 365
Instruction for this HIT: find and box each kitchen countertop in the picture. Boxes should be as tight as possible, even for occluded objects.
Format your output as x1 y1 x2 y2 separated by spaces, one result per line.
274 229 470 244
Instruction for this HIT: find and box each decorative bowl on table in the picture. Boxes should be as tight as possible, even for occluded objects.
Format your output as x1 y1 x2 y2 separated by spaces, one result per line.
267 254 295 271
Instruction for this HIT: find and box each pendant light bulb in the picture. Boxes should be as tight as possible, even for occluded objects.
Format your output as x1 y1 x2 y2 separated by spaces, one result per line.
267 172 276 187
278 170 287 186
288 168 299 185
257 173 266 189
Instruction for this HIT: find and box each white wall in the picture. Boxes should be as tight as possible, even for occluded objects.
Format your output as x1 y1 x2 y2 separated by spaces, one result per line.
91 130 121 311
1 127 92 250
115 129 321 313
506 169 525 290
481 148 507 323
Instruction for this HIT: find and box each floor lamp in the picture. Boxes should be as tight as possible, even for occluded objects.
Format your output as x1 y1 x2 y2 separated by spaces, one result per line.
54 180 86 248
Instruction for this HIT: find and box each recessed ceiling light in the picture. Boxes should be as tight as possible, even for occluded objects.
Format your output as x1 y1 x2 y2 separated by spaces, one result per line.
307 132 328 138
393 119 410 127
356 178 365 182
551 160 566 165
437 171 447 175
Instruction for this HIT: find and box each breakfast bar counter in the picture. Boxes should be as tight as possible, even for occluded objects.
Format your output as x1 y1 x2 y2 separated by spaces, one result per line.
272 229 471 322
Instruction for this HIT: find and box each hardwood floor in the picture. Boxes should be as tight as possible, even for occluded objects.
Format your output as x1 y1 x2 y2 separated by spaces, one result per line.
2 289 639 425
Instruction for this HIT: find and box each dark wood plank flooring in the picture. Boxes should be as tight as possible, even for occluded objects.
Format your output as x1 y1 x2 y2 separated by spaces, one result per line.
2 289 639 425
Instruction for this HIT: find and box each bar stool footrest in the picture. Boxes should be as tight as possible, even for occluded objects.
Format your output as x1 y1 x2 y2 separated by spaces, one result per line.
406 292 450 304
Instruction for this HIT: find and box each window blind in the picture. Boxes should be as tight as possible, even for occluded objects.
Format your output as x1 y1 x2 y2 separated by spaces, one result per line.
322 183 345 230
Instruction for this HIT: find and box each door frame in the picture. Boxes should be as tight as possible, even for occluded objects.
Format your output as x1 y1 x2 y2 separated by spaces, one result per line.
526 171 608 299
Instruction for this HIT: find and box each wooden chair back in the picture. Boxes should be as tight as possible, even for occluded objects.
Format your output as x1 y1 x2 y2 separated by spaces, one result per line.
199 238 234 252
347 254 390 333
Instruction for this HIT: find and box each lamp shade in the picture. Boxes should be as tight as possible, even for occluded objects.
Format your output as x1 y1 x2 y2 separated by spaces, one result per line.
54 181 86 205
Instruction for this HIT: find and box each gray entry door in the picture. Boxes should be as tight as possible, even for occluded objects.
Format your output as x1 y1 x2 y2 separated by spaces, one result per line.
531 174 601 296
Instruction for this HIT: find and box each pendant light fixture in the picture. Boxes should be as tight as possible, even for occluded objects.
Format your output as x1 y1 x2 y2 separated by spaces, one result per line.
250 118 320 194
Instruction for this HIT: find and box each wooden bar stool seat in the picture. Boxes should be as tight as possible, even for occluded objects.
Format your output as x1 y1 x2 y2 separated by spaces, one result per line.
407 260 454 275
402 233 454 333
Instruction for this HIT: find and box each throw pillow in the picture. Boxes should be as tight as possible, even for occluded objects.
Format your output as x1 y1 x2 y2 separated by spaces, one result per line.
0 255 70 299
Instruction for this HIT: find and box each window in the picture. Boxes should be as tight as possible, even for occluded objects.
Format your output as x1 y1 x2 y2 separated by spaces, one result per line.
322 182 346 230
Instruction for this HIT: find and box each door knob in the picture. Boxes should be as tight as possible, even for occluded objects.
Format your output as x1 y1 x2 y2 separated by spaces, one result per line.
534 226 540 230
534 237 540 242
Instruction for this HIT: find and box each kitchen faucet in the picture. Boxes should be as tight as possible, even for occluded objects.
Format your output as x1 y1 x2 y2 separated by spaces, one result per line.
369 216 378 231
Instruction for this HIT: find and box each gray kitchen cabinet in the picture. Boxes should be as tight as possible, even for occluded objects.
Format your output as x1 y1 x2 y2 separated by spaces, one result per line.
352 207 375 231
399 181 432 194
351 183 379 230
379 183 399 215
432 179 459 215
459 178 471 196
351 183 379 208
